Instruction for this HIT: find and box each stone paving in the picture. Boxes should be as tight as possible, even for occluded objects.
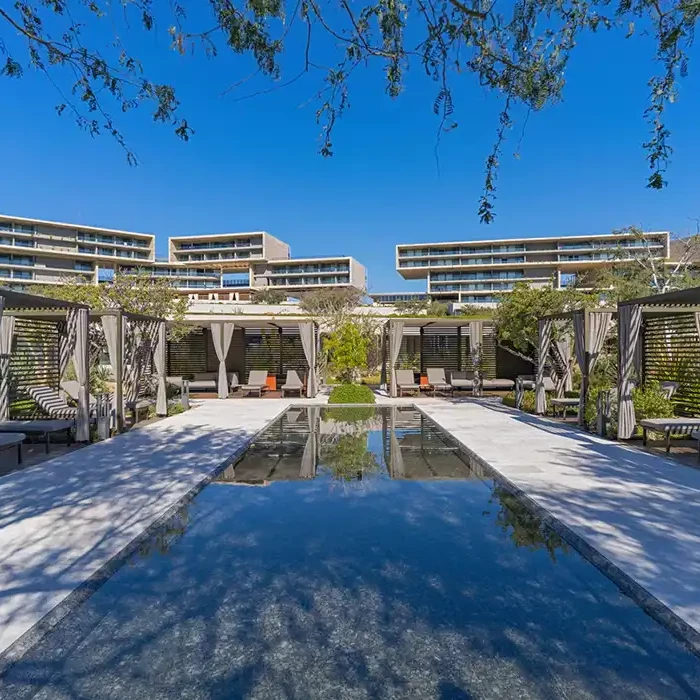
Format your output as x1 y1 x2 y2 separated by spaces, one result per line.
0 398 323 658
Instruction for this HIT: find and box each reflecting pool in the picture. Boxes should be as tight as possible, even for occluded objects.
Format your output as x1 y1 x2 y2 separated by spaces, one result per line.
2 406 700 699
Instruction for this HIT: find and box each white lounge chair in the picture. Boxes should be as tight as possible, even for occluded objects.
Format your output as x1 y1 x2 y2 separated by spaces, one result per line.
241 370 268 397
281 370 304 398
449 371 474 391
426 368 453 397
396 369 420 396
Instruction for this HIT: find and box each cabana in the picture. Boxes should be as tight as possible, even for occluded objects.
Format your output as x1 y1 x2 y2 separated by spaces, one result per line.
166 315 321 398
90 309 167 432
617 286 700 439
535 309 615 426
0 289 91 441
380 317 528 397
0 292 167 436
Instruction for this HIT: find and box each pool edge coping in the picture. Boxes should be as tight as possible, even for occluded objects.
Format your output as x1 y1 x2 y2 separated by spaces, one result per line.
0 402 292 676
414 403 700 659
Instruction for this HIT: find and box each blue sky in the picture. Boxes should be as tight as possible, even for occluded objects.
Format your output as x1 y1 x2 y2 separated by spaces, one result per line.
1 8 699 292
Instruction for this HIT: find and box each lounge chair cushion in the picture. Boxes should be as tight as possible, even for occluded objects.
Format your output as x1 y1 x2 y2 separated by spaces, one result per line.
482 379 515 390
27 386 79 419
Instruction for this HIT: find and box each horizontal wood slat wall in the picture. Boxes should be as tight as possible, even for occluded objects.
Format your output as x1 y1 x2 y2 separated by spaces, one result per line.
10 318 60 418
244 328 307 382
644 314 700 417
396 323 497 378
167 328 206 376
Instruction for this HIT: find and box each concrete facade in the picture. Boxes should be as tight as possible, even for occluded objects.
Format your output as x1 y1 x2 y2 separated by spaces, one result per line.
0 214 365 298
396 231 671 304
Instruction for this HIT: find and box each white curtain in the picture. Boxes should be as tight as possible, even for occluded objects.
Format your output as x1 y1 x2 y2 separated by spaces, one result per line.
73 308 90 441
469 321 483 396
58 307 79 381
573 311 586 426
617 305 642 439
554 338 573 397
154 321 168 415
300 406 318 478
299 322 317 397
0 315 15 421
211 322 234 399
535 318 552 414
389 407 405 478
696 312 700 342
389 321 404 397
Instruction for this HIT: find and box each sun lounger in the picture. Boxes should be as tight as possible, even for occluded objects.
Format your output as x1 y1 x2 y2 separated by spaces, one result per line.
660 381 679 400
0 432 26 464
449 371 474 391
27 386 83 420
518 375 556 392
241 370 268 397
281 370 304 398
426 368 453 397
396 369 420 397
481 379 516 391
639 418 700 461
0 420 74 453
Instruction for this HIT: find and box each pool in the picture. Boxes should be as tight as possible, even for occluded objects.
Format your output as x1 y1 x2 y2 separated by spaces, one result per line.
2 406 700 699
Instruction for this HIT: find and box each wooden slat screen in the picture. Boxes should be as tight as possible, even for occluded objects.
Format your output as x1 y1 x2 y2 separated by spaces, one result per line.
167 328 206 376
396 323 497 378
644 314 700 416
10 318 60 418
244 328 307 382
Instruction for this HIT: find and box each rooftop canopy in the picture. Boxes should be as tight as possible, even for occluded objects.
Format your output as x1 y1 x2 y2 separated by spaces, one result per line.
618 285 700 311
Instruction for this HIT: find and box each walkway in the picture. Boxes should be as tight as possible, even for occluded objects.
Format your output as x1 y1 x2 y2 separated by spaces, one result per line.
0 399 322 660
422 400 700 641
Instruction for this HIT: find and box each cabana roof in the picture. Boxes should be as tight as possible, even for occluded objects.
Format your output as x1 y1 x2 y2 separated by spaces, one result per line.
0 289 89 312
618 285 700 310
384 316 492 328
179 315 318 329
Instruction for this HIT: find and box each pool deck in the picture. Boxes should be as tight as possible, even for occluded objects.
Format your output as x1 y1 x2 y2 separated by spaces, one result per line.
2 396 700 662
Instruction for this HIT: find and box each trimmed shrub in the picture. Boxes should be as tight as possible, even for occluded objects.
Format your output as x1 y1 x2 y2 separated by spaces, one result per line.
328 383 376 405
633 382 675 426
502 390 535 413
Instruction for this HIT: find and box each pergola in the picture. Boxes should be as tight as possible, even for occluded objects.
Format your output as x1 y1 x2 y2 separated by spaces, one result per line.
617 286 700 438
91 308 167 432
0 289 167 437
172 315 321 398
536 308 616 426
381 317 491 397
0 289 91 440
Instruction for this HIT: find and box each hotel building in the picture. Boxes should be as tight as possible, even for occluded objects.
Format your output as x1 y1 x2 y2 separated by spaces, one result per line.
396 231 671 304
0 215 366 299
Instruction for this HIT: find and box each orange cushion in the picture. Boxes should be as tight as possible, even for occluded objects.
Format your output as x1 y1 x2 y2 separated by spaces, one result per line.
420 375 429 386
265 376 277 391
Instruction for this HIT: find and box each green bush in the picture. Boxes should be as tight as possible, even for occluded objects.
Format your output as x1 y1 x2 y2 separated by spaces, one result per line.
633 382 675 424
502 390 535 413
328 383 376 405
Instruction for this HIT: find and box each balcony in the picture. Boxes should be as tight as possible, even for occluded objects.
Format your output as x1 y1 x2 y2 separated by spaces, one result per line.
222 279 249 287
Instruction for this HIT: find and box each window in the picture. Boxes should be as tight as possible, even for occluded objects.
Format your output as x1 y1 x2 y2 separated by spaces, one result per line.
75 262 93 271
98 247 114 256
14 224 35 234
13 270 32 279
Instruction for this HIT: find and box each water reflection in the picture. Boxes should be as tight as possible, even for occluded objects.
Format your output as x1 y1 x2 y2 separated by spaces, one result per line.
3 407 700 699
216 406 476 485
